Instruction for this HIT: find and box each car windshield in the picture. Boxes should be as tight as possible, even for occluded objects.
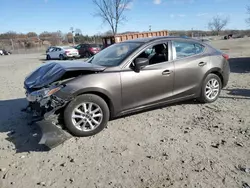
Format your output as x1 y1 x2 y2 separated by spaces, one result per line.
87 42 142 67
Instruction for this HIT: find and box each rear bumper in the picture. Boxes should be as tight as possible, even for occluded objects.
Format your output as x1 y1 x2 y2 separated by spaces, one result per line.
91 51 100 55
64 54 80 58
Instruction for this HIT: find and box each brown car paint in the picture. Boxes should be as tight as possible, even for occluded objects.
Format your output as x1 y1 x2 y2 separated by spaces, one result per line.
55 37 230 118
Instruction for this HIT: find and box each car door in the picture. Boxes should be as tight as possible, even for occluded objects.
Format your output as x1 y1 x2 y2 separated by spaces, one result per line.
83 44 89 54
171 40 209 98
120 41 174 111
76 44 84 56
56 48 63 58
48 47 56 59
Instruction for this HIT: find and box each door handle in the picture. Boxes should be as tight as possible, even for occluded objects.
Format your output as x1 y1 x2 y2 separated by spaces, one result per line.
198 62 207 66
162 70 171 75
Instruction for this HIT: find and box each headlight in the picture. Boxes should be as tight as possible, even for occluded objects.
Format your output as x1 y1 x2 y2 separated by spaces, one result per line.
44 87 62 97
26 86 62 102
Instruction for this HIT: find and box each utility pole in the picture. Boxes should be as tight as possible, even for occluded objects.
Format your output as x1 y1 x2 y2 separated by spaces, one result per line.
70 27 75 46
10 39 14 51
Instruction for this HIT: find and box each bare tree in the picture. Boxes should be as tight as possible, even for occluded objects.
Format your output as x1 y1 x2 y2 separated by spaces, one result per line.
75 28 82 35
208 15 229 35
103 30 113 36
92 0 132 35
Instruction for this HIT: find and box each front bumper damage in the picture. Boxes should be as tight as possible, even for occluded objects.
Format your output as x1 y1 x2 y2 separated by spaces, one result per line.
23 91 73 149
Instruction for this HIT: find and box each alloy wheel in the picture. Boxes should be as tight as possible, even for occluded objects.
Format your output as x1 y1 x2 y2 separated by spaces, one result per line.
205 78 220 100
71 102 103 132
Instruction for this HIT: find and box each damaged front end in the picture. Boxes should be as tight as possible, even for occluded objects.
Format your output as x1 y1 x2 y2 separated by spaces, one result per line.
23 61 106 148
24 84 72 149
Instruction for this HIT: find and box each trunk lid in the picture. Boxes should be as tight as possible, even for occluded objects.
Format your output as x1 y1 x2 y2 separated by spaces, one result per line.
24 61 106 89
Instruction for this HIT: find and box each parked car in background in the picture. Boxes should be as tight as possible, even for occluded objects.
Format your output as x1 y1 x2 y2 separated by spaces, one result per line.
24 36 230 138
97 44 104 50
46 46 80 60
0 49 11 55
75 43 101 58
46 46 56 53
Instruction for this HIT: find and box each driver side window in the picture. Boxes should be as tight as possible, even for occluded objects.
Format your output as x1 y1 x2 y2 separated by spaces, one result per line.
134 43 168 66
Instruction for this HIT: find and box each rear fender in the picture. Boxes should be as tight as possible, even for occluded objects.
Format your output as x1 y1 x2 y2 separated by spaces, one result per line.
198 67 223 94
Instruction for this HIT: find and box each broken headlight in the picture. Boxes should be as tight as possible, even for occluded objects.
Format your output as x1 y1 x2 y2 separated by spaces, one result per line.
26 86 63 102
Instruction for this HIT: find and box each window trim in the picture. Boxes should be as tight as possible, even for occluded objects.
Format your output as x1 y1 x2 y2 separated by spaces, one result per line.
171 40 206 61
121 40 172 69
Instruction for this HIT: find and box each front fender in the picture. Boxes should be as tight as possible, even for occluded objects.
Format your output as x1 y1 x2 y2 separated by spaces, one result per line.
54 73 122 117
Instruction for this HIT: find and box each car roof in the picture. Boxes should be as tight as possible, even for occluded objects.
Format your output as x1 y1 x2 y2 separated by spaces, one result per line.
60 46 74 49
122 36 203 43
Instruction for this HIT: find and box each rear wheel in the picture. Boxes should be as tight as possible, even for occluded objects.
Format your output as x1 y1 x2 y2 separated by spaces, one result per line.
198 73 222 103
64 94 110 137
59 54 65 60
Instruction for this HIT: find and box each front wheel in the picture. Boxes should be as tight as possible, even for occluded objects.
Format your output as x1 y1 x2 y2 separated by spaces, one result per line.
46 55 51 60
63 94 110 137
198 73 222 103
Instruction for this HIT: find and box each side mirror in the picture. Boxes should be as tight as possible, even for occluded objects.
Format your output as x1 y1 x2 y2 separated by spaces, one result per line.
134 58 149 72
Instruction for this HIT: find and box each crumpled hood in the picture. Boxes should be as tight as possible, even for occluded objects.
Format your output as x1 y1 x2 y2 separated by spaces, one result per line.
24 61 106 89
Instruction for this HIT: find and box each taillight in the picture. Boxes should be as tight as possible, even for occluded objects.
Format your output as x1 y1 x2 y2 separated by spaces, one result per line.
65 50 70 54
222 54 229 60
89 48 94 52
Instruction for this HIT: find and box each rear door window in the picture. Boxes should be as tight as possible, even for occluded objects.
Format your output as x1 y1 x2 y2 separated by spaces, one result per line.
173 41 205 59
51 47 56 52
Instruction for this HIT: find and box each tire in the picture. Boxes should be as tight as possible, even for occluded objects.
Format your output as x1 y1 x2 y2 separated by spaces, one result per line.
64 94 110 137
198 73 222 103
46 55 51 60
85 52 92 58
59 54 65 60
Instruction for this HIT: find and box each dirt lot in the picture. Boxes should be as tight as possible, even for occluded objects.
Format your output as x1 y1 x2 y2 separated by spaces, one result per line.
0 38 249 188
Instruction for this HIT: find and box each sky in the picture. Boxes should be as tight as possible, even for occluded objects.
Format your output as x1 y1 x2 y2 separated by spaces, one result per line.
0 0 249 35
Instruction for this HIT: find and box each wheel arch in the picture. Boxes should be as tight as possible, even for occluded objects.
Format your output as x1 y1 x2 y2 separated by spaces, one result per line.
202 67 224 86
75 88 115 119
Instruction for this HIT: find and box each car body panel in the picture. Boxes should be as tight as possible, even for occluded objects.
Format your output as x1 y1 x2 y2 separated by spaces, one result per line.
75 43 101 57
56 69 122 116
172 54 212 98
24 61 106 89
47 46 79 59
120 61 174 111
24 36 230 141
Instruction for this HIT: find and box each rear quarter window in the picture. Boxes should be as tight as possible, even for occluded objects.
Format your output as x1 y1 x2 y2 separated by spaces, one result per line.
173 41 205 59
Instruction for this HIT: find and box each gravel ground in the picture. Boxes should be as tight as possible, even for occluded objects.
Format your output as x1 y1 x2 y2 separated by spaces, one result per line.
0 39 249 188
